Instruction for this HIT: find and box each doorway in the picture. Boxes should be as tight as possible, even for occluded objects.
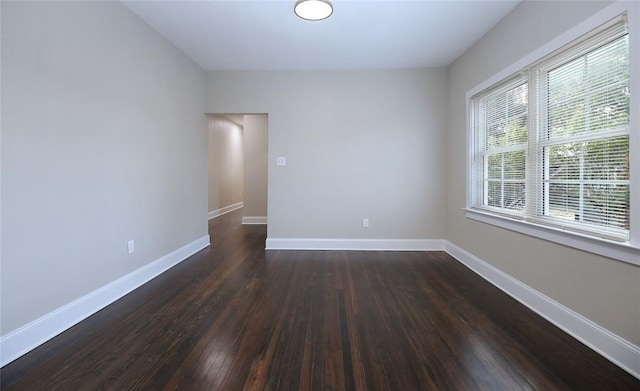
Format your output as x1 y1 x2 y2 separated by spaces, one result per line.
207 114 268 225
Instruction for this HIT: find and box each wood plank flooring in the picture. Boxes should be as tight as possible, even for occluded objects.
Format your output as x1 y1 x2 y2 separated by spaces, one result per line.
2 208 638 390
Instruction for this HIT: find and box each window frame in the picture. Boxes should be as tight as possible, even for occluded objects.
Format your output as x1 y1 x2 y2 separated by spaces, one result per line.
465 1 640 266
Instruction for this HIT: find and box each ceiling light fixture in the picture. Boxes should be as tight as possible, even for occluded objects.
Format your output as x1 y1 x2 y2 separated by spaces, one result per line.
294 0 333 21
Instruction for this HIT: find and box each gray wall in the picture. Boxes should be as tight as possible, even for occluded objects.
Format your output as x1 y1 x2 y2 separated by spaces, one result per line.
1 1 208 334
206 69 447 240
446 0 640 345
208 116 244 213
243 114 268 220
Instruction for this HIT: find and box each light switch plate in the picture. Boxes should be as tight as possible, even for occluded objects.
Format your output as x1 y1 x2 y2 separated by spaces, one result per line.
276 156 286 166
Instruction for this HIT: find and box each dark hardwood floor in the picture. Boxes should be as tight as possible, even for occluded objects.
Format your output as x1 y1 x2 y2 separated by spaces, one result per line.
2 208 638 390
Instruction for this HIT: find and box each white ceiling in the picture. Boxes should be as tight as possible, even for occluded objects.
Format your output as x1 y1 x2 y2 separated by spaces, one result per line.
122 0 520 71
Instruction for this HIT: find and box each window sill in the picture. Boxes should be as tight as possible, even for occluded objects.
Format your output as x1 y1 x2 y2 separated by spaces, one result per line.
464 208 640 266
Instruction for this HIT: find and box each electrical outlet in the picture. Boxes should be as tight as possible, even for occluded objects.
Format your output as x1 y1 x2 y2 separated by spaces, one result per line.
128 240 135 254
363 218 369 228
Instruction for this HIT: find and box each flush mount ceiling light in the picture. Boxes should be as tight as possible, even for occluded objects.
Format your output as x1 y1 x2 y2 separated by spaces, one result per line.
294 0 333 21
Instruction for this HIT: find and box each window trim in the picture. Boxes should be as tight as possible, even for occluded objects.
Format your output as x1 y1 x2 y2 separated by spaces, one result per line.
465 1 640 266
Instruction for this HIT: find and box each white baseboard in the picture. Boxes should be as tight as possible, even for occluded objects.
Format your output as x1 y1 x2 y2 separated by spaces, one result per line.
0 235 211 368
4 235 636 380
444 240 640 380
265 238 445 251
208 202 243 220
242 216 267 225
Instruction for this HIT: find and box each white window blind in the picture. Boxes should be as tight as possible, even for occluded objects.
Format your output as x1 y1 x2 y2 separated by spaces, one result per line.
473 78 528 217
471 14 631 243
530 17 629 241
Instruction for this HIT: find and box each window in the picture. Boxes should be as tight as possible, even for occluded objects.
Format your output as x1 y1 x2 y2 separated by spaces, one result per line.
474 78 528 217
532 23 630 242
468 10 638 263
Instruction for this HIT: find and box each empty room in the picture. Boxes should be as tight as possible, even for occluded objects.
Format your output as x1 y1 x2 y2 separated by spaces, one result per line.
1 0 639 389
